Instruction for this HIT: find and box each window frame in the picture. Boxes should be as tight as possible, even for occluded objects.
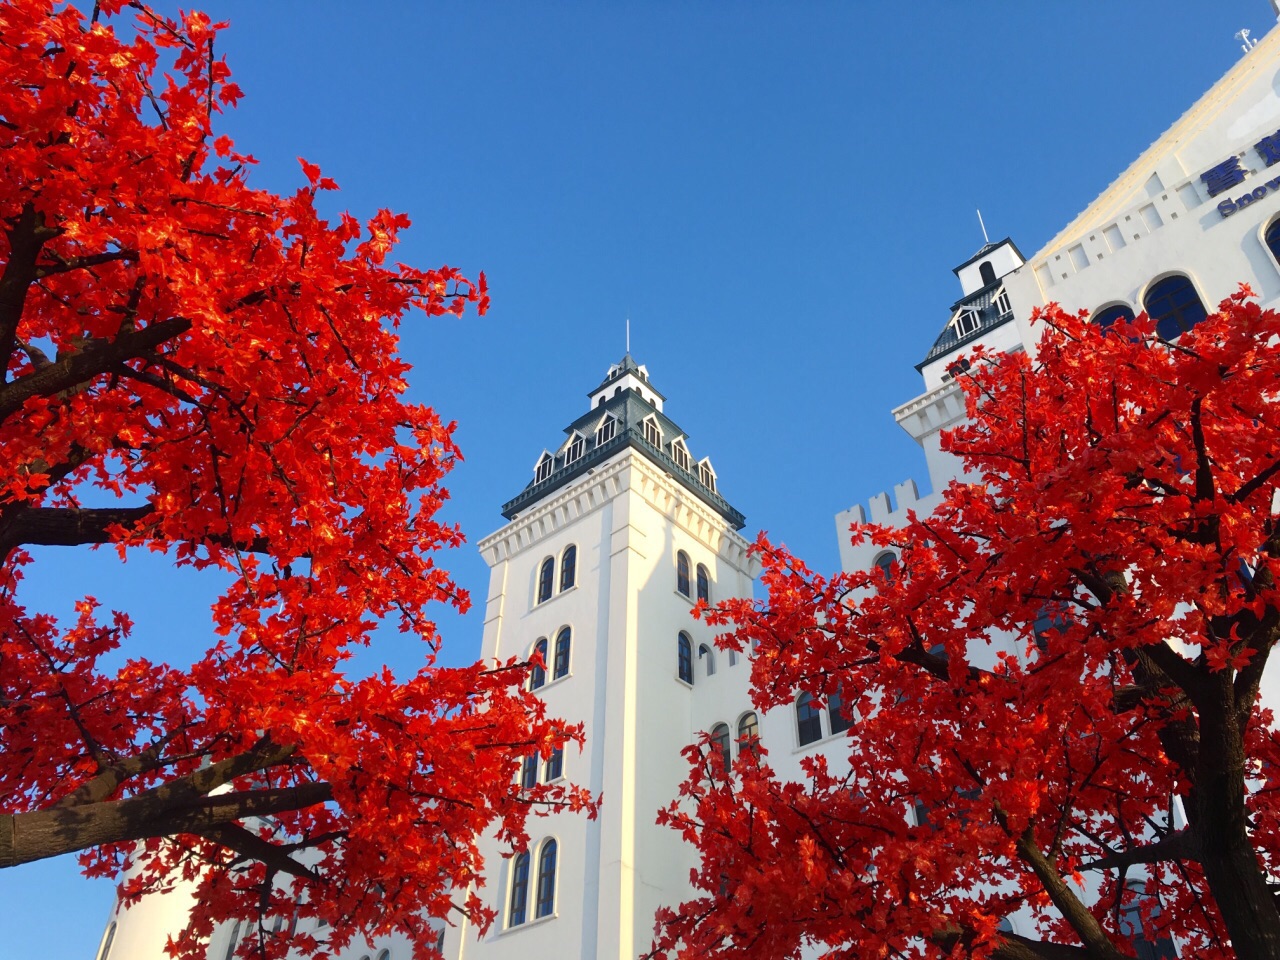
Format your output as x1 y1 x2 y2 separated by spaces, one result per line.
535 453 554 484
677 632 694 685
537 557 554 604
709 722 733 776
796 692 823 746
508 851 531 927
553 627 571 680
696 563 710 603
1142 272 1208 340
737 711 761 758
559 545 576 592
676 550 691 597
534 839 558 919
544 745 564 782
529 638 548 690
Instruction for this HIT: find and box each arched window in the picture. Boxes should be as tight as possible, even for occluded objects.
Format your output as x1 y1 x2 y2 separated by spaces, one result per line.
530 638 548 690
873 550 896 584
678 632 694 684
508 852 531 927
676 551 691 596
1266 217 1280 266
1093 302 1135 333
828 688 851 735
596 415 617 446
376 950 391 960
97 922 117 960
696 564 710 603
564 434 584 465
535 453 554 484
553 627 571 680
738 712 760 757
728 649 738 667
1144 274 1208 339
698 642 715 676
796 692 822 746
535 840 558 918
544 746 563 781
997 917 1016 935
521 754 538 789
709 722 732 776
537 557 555 603
978 260 997 286
559 545 576 591
642 417 661 447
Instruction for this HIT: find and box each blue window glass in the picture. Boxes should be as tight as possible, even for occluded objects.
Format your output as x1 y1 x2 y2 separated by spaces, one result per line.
1093 303 1136 333
1144 275 1208 340
553 627 571 680
678 633 694 684
1267 218 1280 266
559 545 576 591
521 754 538 789
508 852 530 926
530 638 548 690
544 746 563 781
796 692 822 745
696 563 710 603
677 551 691 596
534 840 558 918
828 688 851 735
537 557 554 603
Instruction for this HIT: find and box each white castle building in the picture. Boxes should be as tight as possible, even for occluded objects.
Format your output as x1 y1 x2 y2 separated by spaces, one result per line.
96 21 1280 960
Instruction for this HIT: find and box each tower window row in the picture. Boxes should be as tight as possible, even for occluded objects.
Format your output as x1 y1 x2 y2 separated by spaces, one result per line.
536 545 576 604
705 712 762 775
677 631 740 684
521 746 565 787
508 838 558 928
529 628 571 689
675 550 711 603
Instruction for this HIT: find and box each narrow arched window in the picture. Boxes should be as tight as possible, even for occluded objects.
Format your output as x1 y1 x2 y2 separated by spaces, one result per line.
535 840 558 918
796 692 822 746
678 632 694 684
537 557 554 603
553 627 571 680
676 551 691 596
376 950 391 960
1093 303 1135 333
698 643 715 676
709 722 732 776
521 754 538 789
1144 274 1208 339
696 564 710 603
978 260 997 286
544 746 563 781
530 638 548 690
560 545 576 591
1266 217 1280 266
873 551 896 585
97 922 117 960
738 712 760 757
508 852 531 926
828 688 851 735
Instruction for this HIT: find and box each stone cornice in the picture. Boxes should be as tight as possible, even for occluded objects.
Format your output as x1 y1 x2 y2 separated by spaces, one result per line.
478 449 754 573
892 380 967 442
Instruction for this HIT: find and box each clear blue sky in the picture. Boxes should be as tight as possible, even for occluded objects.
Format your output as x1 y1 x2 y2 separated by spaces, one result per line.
6 2 1271 956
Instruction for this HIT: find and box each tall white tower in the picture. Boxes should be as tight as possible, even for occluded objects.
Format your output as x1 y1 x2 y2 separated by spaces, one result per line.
445 355 758 960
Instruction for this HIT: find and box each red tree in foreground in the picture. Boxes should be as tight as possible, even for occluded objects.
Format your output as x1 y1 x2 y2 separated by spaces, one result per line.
653 293 1280 960
0 2 592 958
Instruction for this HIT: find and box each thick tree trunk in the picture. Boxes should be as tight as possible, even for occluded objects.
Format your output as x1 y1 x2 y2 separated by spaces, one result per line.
1195 691 1280 960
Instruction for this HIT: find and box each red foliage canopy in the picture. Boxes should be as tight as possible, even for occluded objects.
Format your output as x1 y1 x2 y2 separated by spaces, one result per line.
0 3 591 958
654 294 1280 960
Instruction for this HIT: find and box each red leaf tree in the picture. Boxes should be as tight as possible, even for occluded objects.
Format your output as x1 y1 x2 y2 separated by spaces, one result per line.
653 293 1280 960
0 2 592 957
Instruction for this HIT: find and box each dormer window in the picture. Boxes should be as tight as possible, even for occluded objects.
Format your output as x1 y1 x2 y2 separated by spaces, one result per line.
671 439 691 471
642 417 661 447
564 434 584 466
697 460 716 492
596 416 617 446
953 309 980 337
535 453 554 484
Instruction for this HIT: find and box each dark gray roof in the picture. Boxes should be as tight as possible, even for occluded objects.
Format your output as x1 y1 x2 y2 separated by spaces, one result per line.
917 280 1015 370
588 352 667 402
503 359 743 529
950 237 1025 275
